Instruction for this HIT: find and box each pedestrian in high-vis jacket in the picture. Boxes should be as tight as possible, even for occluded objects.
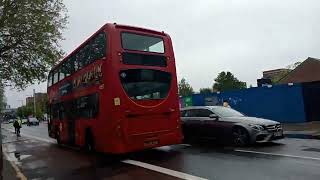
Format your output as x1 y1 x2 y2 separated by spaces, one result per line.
13 118 22 137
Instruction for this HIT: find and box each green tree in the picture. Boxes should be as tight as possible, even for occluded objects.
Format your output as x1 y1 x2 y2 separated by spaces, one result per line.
0 0 68 88
18 94 47 118
199 87 212 94
16 106 24 117
213 71 246 91
178 78 194 97
17 105 32 118
35 95 47 119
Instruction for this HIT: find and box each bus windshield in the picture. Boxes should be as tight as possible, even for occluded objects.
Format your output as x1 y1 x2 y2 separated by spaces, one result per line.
119 69 171 100
121 32 164 53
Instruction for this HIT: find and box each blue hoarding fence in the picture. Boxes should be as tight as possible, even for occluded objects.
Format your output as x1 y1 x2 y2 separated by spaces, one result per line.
180 83 306 123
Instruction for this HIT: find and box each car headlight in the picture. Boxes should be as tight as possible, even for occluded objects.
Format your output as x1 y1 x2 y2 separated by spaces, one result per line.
249 124 265 131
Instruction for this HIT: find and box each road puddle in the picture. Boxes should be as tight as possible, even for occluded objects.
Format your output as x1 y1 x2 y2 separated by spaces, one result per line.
5 152 32 165
3 143 32 164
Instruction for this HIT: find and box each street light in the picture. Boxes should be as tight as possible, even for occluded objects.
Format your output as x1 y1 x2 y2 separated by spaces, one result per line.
33 89 36 117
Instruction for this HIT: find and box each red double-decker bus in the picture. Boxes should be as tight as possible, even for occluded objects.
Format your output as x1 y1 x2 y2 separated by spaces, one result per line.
47 23 182 153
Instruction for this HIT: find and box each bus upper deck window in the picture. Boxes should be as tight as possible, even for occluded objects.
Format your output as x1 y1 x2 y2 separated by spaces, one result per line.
121 32 164 53
53 71 59 84
59 68 65 81
48 73 52 87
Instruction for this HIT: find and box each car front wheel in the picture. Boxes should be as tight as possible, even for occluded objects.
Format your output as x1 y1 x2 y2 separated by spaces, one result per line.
232 127 250 147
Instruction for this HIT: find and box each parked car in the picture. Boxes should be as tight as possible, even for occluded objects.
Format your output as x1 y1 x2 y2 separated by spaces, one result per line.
27 117 39 126
3 120 11 124
21 118 28 124
8 119 15 123
180 106 284 146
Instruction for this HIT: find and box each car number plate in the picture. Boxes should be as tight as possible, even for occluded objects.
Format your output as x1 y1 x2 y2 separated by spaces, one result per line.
274 131 283 137
144 140 159 147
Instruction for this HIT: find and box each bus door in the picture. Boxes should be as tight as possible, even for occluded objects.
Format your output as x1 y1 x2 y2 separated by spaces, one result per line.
65 101 76 145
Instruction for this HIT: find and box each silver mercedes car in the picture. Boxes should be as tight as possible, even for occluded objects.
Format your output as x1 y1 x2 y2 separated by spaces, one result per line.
180 106 284 146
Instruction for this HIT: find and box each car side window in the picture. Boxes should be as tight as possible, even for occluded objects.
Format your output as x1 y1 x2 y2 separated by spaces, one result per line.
182 110 194 117
197 109 213 117
180 110 187 117
188 109 198 117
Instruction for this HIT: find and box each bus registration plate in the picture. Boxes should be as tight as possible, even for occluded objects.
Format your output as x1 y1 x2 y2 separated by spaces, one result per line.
144 140 159 147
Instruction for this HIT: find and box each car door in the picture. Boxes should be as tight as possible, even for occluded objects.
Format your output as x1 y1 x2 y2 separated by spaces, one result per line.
197 109 220 139
181 109 202 140
214 117 237 141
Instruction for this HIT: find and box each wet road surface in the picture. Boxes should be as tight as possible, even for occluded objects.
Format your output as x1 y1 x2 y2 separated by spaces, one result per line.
2 123 320 180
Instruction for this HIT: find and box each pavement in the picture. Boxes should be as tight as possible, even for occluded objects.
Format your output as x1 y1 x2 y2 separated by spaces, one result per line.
2 122 320 180
2 158 19 180
283 121 320 138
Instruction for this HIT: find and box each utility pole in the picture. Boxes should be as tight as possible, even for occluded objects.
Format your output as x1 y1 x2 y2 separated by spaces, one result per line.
33 89 36 117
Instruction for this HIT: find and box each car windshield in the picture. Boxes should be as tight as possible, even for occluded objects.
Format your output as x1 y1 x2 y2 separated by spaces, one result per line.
211 106 244 117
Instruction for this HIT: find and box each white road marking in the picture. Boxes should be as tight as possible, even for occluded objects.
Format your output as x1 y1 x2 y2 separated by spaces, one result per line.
180 144 192 147
235 149 320 161
122 160 208 180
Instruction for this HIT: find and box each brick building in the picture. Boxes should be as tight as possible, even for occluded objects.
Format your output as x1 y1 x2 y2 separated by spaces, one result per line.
278 57 320 84
263 68 290 80
26 93 47 106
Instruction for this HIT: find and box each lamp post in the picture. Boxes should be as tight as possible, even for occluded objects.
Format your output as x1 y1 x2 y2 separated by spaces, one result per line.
33 89 36 117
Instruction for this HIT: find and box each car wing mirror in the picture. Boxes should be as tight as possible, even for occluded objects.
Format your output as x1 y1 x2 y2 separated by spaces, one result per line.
209 114 219 120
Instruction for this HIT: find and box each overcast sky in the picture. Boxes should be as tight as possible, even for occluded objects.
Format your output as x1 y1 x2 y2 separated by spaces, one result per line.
5 0 320 108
